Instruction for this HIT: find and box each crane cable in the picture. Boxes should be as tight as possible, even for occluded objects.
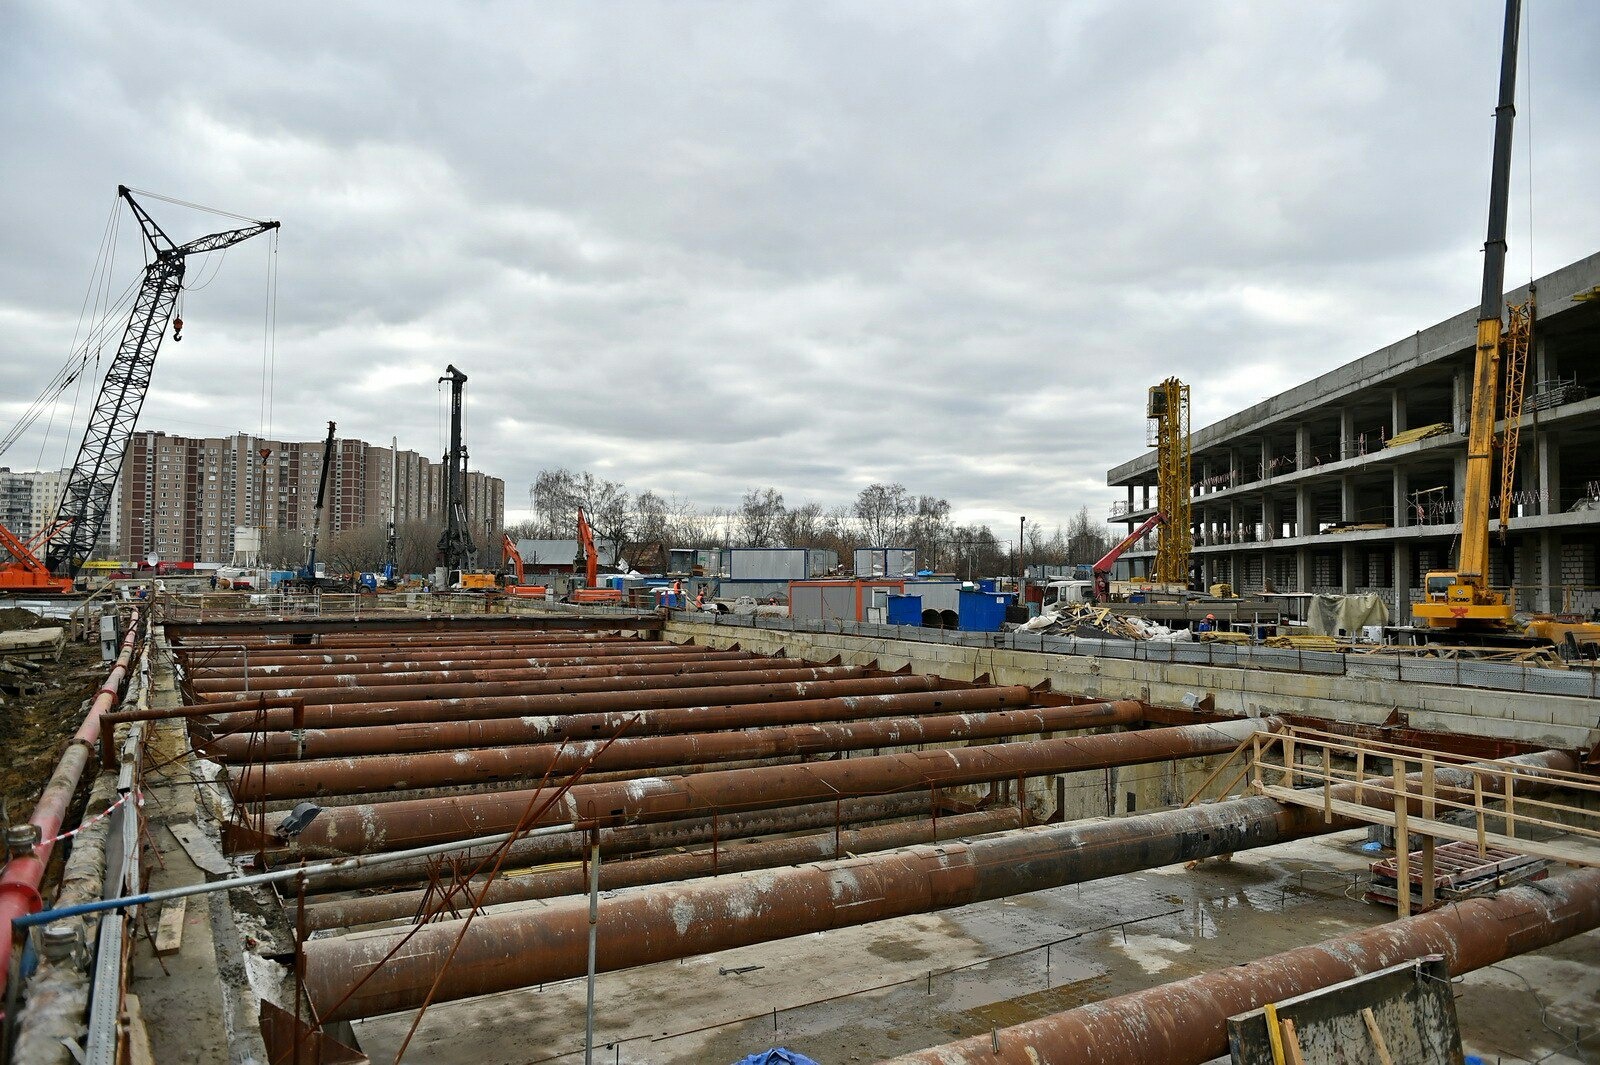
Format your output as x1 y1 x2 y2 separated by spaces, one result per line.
0 194 129 464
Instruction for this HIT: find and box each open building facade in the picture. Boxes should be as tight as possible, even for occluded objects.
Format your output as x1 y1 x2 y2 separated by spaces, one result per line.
1108 251 1600 623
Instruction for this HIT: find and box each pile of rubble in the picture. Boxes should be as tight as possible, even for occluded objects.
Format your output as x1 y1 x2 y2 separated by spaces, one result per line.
1019 604 1193 642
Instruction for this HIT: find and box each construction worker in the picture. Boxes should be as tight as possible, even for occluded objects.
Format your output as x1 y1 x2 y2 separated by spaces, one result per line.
671 579 683 606
694 587 706 610
1195 612 1216 634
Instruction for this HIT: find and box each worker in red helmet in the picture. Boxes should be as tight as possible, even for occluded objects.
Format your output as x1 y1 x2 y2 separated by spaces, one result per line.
1195 612 1216 634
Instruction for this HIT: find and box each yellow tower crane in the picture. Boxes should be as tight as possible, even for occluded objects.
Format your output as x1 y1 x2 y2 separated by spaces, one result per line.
1147 377 1192 588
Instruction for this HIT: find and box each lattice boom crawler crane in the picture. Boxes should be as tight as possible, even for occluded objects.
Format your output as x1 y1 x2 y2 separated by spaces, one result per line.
45 187 279 579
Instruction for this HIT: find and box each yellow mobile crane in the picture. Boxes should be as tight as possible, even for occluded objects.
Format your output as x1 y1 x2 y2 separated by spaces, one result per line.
1412 0 1524 636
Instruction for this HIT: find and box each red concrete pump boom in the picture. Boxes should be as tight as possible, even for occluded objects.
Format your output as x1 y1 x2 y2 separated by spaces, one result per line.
1093 511 1166 603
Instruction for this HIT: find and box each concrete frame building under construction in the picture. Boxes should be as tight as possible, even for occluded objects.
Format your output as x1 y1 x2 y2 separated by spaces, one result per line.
1108 250 1600 623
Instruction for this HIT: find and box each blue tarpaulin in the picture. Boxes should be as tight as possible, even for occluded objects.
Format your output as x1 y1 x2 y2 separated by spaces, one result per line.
732 1051 821 1065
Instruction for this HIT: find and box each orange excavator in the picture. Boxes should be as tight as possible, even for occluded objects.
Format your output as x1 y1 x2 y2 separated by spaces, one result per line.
500 534 547 598
569 507 622 605
0 521 74 594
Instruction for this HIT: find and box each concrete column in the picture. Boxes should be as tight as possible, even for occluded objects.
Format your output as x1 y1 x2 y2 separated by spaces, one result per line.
1296 423 1312 469
1340 544 1357 594
1260 494 1273 543
1392 541 1412 625
1340 475 1358 523
1141 484 1150 510
1452 364 1472 434
1390 389 1407 440
1126 484 1134 512
1453 451 1469 512
1339 407 1357 461
1229 447 1242 487
1537 431 1561 516
1260 437 1273 481
1534 531 1559 613
1392 466 1410 528
1534 330 1554 389
1296 484 1314 538
1228 500 1239 545
1296 546 1311 592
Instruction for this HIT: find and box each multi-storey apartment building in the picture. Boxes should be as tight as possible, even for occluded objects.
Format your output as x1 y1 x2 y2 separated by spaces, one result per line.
117 430 505 564
0 467 119 558
1107 251 1600 624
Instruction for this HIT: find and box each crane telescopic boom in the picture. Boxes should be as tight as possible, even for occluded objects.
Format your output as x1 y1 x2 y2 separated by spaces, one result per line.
45 186 279 577
1414 0 1522 632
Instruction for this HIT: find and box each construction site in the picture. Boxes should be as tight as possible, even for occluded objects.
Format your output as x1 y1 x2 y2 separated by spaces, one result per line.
2 2 1599 1064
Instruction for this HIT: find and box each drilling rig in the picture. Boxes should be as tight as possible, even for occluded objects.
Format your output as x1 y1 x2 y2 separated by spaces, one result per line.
1147 377 1192 589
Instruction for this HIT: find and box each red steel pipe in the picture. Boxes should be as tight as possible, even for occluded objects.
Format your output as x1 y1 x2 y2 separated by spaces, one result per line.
0 609 139 1002
204 673 941 733
193 662 865 707
302 807 1025 930
184 650 761 689
233 701 1145 801
298 747 1577 1020
283 717 1261 856
886 869 1600 1064
200 686 1052 762
302 792 955 893
177 641 690 669
177 631 637 650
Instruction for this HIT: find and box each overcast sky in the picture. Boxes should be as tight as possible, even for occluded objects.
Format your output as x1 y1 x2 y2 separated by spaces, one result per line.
2 1 1597 536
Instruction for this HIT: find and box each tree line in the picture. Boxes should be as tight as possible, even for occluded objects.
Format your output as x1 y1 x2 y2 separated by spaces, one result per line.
510 468 1115 577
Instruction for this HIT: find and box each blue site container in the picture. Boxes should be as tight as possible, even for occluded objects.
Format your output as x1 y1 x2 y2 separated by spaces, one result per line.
958 590 1015 631
978 579 997 593
886 594 922 626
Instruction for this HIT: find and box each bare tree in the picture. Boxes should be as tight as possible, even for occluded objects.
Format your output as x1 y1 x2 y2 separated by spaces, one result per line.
855 483 913 545
397 520 445 575
737 487 786 547
323 525 389 577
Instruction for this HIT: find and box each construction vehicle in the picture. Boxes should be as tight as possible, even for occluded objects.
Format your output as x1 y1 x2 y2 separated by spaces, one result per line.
0 522 73 594
434 365 478 586
569 507 622 605
1412 0 1524 636
283 422 345 593
1092 511 1166 604
500 534 547 598
0 187 277 591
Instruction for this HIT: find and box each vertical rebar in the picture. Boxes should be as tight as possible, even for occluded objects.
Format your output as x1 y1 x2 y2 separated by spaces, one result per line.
584 830 600 1065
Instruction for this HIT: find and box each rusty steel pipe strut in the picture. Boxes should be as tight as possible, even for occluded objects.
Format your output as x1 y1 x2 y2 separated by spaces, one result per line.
192 662 867 707
233 701 1146 802
301 792 956 893
200 686 1054 763
283 717 1263 856
175 631 640 650
184 651 764 690
176 641 691 669
886 869 1600 1064
302 807 1026 931
203 674 943 734
298 747 1577 1021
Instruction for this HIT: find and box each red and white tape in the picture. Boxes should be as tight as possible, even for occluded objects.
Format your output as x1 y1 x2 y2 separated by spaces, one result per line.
39 790 144 846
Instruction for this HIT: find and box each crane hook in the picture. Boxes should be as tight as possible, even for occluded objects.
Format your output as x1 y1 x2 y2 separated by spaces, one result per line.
172 316 184 342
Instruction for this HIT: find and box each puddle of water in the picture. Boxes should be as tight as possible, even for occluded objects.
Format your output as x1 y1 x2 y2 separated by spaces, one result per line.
1113 932 1193 974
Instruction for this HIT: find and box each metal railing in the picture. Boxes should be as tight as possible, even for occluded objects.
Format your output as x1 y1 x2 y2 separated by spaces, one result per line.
1245 724 1600 913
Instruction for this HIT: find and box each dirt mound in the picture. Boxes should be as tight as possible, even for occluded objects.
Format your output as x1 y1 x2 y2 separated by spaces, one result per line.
0 639 103 823
0 606 51 630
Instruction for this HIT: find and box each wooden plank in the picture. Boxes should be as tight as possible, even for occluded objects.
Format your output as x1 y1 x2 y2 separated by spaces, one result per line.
1279 1017 1306 1065
154 899 186 957
169 823 232 876
1393 761 1410 918
125 993 157 1065
1361 1007 1396 1065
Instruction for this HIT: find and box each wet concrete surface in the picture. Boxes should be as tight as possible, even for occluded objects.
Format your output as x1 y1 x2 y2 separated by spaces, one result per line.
343 828 1600 1064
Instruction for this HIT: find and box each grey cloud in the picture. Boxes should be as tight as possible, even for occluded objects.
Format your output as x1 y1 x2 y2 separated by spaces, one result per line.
1 1 1597 539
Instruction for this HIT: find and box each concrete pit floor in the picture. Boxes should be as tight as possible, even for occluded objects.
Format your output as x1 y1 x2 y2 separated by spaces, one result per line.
345 831 1600 1064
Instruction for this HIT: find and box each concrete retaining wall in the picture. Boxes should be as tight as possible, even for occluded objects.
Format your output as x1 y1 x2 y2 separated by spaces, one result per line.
665 620 1600 752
